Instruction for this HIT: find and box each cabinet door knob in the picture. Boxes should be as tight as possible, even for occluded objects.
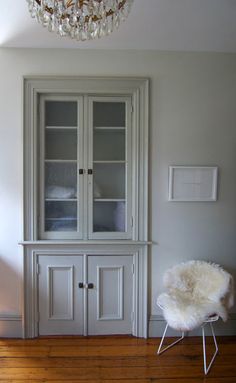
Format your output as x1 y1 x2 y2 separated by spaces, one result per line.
88 169 93 175
88 283 94 289
79 169 84 175
78 282 84 288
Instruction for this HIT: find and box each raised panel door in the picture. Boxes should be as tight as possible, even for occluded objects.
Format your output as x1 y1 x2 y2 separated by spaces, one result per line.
38 255 84 335
87 255 134 335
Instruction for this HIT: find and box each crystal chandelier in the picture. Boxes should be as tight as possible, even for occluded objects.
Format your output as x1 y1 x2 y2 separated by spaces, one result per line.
27 0 134 41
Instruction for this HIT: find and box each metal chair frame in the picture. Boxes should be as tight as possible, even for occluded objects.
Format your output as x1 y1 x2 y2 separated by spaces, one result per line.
201 315 219 374
157 304 219 375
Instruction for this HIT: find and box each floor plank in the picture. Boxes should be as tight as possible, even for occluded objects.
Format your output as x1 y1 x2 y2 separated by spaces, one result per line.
0 336 235 382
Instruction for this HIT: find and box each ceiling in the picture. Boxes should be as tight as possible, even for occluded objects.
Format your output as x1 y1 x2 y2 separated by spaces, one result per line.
1 0 236 52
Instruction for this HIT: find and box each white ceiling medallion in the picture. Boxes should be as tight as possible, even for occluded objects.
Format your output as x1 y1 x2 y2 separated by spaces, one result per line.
26 0 133 41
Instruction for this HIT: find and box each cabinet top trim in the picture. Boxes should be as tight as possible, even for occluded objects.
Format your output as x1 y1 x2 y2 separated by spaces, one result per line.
19 240 152 246
24 77 149 95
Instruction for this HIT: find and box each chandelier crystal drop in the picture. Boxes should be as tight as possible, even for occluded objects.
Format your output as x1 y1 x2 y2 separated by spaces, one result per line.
26 0 134 41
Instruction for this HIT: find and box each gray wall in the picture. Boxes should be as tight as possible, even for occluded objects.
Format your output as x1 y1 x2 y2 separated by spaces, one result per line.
0 48 235 336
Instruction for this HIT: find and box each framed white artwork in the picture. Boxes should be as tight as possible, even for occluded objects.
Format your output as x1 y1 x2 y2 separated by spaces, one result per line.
168 166 218 202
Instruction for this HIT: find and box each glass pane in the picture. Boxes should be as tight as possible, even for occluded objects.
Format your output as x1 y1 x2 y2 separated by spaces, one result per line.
45 201 77 232
45 128 77 160
93 163 125 199
45 163 77 199
93 129 125 161
93 102 125 127
93 202 125 232
45 101 77 127
42 98 79 236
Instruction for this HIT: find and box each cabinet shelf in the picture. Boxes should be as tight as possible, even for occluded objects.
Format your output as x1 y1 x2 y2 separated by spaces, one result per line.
45 126 77 130
45 159 77 163
94 199 125 202
45 218 77 221
94 126 125 130
93 160 126 164
45 198 77 202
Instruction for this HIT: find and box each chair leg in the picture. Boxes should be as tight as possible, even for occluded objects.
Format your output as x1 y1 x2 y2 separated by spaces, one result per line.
157 322 185 355
202 322 219 375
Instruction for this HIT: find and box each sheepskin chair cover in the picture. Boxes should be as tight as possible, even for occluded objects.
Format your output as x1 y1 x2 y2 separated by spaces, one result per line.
157 260 234 332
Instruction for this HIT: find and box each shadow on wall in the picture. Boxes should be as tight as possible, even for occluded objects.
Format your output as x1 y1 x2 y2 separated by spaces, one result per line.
224 264 236 314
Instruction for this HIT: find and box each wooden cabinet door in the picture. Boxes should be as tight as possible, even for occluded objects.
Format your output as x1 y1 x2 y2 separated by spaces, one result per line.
38 254 134 336
38 255 84 335
87 255 134 335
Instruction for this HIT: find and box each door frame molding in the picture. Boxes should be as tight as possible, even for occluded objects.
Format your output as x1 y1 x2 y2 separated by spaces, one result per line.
23 244 148 338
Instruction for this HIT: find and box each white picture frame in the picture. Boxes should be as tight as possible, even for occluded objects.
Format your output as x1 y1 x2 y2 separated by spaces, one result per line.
168 166 218 202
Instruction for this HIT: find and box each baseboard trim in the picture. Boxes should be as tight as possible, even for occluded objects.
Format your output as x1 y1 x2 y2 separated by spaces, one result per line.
149 314 236 337
0 314 22 337
1 312 235 338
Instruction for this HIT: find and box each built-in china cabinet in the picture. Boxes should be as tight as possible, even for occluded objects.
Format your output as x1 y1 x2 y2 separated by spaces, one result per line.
22 77 149 338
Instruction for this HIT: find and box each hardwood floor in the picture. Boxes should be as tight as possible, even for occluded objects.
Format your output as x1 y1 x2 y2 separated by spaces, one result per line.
0 336 235 382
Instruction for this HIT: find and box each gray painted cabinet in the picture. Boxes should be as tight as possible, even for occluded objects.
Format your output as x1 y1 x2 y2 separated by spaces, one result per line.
38 254 133 336
22 77 149 338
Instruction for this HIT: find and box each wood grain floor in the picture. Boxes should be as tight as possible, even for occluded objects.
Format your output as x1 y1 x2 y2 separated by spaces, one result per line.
0 336 235 382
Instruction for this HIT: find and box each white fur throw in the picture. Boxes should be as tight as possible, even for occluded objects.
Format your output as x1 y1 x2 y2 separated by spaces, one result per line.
157 260 234 331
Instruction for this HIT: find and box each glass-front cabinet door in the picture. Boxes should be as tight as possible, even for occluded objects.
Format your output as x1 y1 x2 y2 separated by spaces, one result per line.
39 95 132 240
39 96 84 239
88 97 132 239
